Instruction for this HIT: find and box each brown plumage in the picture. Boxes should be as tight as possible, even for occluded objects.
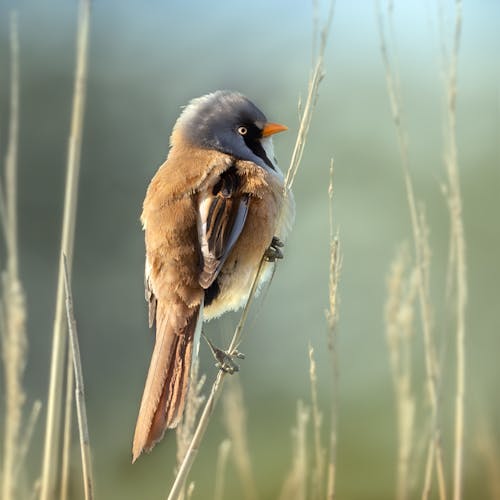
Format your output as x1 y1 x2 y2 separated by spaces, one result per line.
132 91 293 462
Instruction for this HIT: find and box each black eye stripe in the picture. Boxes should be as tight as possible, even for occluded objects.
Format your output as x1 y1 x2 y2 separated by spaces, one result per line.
238 122 259 138
243 136 275 171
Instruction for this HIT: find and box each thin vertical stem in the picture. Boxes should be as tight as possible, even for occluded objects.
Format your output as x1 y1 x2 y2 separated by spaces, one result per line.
63 256 94 500
4 11 20 279
222 378 258 500
309 346 325 500
39 1 91 498
326 159 341 500
447 2 466 499
13 401 42 483
213 440 231 500
59 349 74 500
1 13 25 500
284 0 335 194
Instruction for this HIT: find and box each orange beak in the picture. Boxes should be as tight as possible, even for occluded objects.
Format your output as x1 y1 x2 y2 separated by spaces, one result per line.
261 122 288 137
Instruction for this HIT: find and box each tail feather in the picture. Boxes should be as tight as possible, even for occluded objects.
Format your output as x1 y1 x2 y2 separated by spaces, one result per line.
132 300 200 462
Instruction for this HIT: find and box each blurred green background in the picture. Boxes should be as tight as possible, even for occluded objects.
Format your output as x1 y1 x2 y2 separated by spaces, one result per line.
0 1 498 499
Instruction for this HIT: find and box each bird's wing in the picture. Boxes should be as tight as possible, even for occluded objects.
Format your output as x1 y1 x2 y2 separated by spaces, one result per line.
197 165 249 288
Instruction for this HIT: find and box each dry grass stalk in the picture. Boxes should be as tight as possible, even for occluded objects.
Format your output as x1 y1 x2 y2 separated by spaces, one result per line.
308 346 326 500
214 440 232 500
166 4 335 498
284 0 334 195
62 256 95 500
60 348 75 500
0 172 24 484
174 360 206 500
376 4 446 498
0 12 31 500
176 360 206 464
279 401 310 500
3 11 20 272
13 400 42 484
325 159 341 500
311 0 320 63
222 377 258 500
417 208 446 500
385 245 418 500
440 3 467 499
39 1 92 498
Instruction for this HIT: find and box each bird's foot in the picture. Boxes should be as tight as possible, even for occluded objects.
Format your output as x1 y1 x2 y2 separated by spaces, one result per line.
264 236 284 262
215 348 245 374
202 332 245 374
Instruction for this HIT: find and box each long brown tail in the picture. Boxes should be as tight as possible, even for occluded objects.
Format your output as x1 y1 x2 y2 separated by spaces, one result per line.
132 300 201 462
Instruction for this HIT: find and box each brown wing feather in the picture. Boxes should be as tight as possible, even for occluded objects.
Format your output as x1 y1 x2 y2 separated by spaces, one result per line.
197 166 249 289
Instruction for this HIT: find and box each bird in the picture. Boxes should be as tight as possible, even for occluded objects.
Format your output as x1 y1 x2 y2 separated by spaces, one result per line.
132 90 294 462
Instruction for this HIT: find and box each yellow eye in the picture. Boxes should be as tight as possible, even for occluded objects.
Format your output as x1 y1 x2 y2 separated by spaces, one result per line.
237 126 248 135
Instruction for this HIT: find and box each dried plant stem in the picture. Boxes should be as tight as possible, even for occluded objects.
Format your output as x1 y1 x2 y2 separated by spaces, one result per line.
13 401 42 480
279 401 310 500
62 256 94 500
1 12 28 500
308 346 326 500
443 2 466 499
39 1 91 498
385 246 417 500
175 361 206 465
326 159 341 500
4 11 20 276
174 360 206 500
222 377 258 500
214 440 232 500
284 0 334 194
60 348 75 500
1 17 42 499
376 4 446 499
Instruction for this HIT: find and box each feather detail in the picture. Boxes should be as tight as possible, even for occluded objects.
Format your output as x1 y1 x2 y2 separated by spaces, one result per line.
197 166 249 289
132 301 201 462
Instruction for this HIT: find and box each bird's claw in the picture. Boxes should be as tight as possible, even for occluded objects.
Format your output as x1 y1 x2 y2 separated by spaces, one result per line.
214 348 244 374
215 359 239 374
233 350 246 360
264 236 284 262
202 331 245 374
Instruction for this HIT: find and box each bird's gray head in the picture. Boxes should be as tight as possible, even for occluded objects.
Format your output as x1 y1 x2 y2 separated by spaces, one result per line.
174 90 287 172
